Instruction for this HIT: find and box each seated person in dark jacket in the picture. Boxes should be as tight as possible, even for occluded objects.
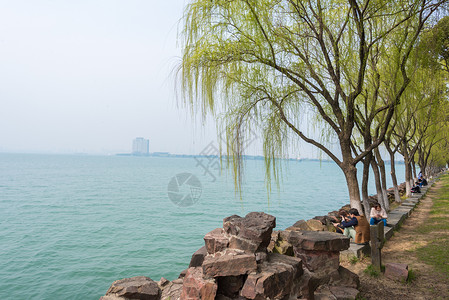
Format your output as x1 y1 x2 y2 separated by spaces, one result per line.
331 209 351 234
332 209 357 240
411 183 421 193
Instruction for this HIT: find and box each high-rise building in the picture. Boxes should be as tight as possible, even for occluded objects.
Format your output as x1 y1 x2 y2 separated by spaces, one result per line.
132 137 149 156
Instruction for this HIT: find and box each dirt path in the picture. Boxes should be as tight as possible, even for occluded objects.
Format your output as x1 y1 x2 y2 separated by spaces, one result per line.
342 180 449 300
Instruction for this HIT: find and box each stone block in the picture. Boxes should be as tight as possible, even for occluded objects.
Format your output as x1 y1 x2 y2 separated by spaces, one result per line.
306 219 326 231
189 246 208 268
283 230 350 252
294 249 340 273
287 219 312 231
240 253 303 299
202 250 257 278
223 212 276 250
272 239 294 256
385 263 408 282
104 276 161 300
160 279 183 300
228 235 258 253
328 266 360 289
204 228 229 254
180 267 217 300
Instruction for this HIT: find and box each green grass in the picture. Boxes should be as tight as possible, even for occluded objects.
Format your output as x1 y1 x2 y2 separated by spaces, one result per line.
414 174 449 279
363 264 382 277
406 268 417 284
349 256 359 265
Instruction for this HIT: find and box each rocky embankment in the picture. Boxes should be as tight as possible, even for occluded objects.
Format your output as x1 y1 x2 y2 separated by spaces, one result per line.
100 212 360 300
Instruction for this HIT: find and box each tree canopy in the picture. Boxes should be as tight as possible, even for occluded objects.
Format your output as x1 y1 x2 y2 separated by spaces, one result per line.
180 0 447 213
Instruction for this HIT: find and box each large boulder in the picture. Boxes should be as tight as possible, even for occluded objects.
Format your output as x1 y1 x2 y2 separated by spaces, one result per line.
385 263 409 282
328 266 360 289
240 253 303 299
160 279 183 300
102 276 161 300
204 228 229 254
285 220 312 231
189 246 208 268
180 267 217 300
223 212 276 251
281 230 350 252
306 219 326 231
202 250 257 278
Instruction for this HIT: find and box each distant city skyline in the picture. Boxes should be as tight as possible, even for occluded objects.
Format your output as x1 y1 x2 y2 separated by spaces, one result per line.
132 137 149 156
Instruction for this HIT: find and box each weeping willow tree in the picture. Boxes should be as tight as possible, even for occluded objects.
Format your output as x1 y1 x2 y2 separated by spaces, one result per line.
180 0 444 213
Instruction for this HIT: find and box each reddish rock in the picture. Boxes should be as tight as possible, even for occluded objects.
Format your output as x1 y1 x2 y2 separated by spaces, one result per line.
313 285 336 300
283 230 350 252
294 249 340 273
287 220 311 231
267 230 279 252
158 277 170 287
228 235 258 253
328 266 360 289
204 228 229 254
385 263 409 282
104 276 161 300
329 286 360 299
223 212 276 250
189 246 208 268
306 219 326 231
179 269 188 279
272 239 294 256
240 253 303 299
160 279 183 300
255 251 268 263
202 250 257 277
180 267 217 300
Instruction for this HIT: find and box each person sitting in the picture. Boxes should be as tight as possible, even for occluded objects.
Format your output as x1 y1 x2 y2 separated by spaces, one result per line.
411 183 421 193
349 208 371 245
422 178 428 186
369 203 388 226
331 209 352 235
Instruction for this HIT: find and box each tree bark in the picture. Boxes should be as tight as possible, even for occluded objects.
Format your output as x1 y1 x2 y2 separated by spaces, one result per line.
389 151 401 203
361 155 372 217
405 160 412 197
371 158 387 209
374 148 390 211
343 164 364 216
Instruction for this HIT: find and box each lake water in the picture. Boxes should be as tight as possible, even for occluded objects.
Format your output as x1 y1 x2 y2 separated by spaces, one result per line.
0 153 405 299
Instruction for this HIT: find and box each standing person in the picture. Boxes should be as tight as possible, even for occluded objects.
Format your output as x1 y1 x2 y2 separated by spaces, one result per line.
369 203 388 226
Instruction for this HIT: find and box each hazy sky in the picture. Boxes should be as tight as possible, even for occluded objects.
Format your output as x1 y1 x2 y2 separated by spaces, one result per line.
0 0 325 157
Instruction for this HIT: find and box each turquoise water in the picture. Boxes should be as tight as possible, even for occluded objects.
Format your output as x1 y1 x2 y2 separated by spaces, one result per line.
0 153 405 300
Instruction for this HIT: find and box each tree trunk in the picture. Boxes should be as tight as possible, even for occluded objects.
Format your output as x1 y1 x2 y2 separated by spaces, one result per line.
405 160 412 197
371 158 386 209
361 155 372 217
412 159 417 181
343 164 364 216
389 151 401 203
374 148 390 211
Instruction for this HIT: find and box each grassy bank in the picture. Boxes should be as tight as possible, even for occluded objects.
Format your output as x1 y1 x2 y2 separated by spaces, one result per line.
415 174 449 278
343 173 449 299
